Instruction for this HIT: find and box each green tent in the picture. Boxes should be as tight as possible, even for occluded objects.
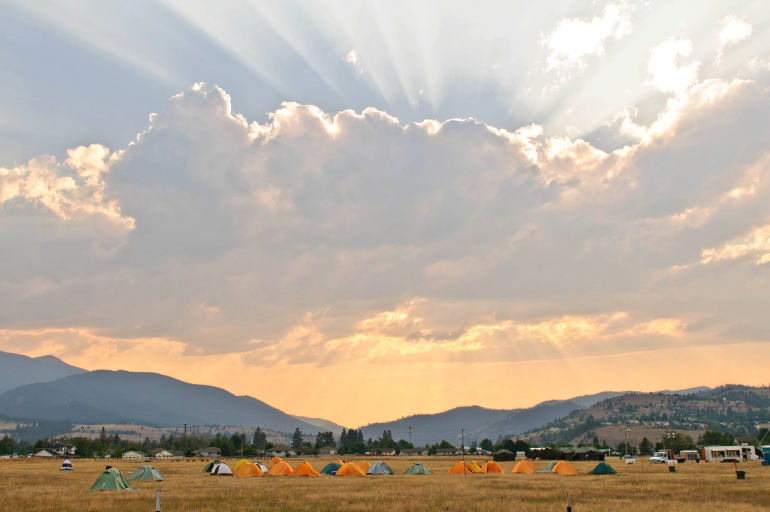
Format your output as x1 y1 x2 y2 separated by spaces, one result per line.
320 462 341 475
89 468 132 491
403 462 433 475
203 460 221 472
535 461 557 473
129 465 165 482
588 462 617 475
366 462 394 475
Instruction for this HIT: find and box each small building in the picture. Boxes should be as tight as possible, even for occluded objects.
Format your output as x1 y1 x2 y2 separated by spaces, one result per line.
199 447 222 458
317 446 338 455
294 446 314 456
33 449 58 458
152 449 184 458
435 448 458 456
121 451 146 460
267 445 295 457
400 448 429 456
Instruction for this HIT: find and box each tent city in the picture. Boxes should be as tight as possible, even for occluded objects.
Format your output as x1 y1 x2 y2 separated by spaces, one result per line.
2 1 770 510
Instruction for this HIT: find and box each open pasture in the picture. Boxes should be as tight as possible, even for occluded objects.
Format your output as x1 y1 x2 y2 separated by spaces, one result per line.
1 457 768 511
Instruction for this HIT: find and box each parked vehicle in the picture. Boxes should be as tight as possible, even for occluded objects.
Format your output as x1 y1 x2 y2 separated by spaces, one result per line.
648 451 672 464
703 445 758 463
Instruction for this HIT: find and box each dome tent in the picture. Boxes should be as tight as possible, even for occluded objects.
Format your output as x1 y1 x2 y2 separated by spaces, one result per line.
128 465 164 482
478 461 504 473
366 462 394 475
552 461 577 475
253 462 269 473
59 459 73 471
588 461 617 475
469 461 482 472
203 460 221 472
335 462 366 476
235 462 264 477
403 462 433 475
290 462 321 477
535 461 558 473
267 461 293 476
358 461 371 472
211 463 233 476
320 462 342 475
512 461 536 474
448 461 475 474
270 456 283 464
232 459 250 472
89 468 132 491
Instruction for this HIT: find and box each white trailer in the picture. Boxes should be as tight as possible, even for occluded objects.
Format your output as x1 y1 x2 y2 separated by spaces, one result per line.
703 445 758 463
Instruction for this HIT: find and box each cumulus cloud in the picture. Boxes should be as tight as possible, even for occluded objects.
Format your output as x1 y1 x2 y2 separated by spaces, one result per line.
716 15 753 63
646 38 700 95
2 75 770 383
543 2 633 83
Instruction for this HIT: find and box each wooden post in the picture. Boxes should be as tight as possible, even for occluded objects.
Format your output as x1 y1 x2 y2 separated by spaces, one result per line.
566 491 572 512
155 489 161 512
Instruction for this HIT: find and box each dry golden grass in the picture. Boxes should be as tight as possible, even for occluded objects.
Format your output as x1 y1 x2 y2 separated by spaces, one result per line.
1 456 768 511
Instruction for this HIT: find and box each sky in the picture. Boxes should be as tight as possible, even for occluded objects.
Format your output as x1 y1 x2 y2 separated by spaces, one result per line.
2 0 770 428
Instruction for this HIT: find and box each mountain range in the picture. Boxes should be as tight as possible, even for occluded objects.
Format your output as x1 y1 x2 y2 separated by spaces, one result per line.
0 350 85 394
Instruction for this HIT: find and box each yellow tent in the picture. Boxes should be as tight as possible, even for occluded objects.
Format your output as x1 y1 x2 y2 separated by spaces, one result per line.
270 456 283 464
290 462 321 477
235 462 264 478
448 461 475 474
511 461 536 474
552 461 577 475
478 461 504 473
267 461 293 476
335 462 366 477
232 459 249 472
469 461 482 472
358 461 371 472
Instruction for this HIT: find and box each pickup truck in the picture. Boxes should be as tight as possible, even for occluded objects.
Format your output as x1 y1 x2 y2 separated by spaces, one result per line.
649 451 673 464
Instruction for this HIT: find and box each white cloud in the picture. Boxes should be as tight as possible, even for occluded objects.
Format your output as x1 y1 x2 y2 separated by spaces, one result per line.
543 2 634 82
701 223 770 265
716 15 753 63
344 49 364 74
647 38 700 95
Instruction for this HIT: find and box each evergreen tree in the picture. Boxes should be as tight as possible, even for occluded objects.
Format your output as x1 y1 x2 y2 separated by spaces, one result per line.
292 428 304 449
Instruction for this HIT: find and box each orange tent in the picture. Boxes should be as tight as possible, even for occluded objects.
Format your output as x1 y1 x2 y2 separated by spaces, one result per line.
552 461 577 475
235 462 264 478
358 461 371 472
270 457 283 464
478 461 504 473
290 462 320 477
335 462 366 477
267 461 293 476
335 460 344 465
511 461 536 474
232 459 250 472
448 461 475 474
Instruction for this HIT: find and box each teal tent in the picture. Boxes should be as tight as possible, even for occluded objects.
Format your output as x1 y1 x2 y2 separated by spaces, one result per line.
588 462 617 475
89 468 132 491
403 462 433 475
535 461 557 473
320 462 341 475
129 465 165 482
366 462 394 475
203 460 221 472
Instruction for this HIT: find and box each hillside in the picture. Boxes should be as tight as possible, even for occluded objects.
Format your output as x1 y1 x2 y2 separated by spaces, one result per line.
0 370 319 434
291 415 347 435
522 385 770 447
0 351 85 394
467 400 584 441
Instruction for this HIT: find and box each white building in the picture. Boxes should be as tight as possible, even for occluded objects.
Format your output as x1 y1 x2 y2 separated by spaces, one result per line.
703 445 758 463
121 451 146 460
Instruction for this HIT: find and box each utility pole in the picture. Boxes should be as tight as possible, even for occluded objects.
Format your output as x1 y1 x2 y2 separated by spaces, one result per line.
408 426 412 447
620 428 631 458
461 429 466 477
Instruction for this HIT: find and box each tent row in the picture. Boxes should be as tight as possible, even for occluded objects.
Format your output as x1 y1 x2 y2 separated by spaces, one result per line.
529 447 606 461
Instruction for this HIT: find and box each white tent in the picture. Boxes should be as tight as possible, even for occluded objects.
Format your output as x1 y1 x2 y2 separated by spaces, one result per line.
211 462 233 476
253 462 268 473
59 459 73 471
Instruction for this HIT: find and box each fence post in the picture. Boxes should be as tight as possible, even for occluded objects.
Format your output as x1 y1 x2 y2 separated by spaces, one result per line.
155 489 161 512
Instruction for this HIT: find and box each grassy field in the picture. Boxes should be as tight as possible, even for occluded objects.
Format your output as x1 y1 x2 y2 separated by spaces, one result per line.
1 456 768 511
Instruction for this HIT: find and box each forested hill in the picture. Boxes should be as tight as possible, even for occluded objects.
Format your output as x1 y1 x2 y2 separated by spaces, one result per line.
0 351 85 394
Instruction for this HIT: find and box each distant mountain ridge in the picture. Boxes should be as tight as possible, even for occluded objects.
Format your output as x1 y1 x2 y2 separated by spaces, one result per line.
291 415 347 435
0 370 319 434
0 351 86 394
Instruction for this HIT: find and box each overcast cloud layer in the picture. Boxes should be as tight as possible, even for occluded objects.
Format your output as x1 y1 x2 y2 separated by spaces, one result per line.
2 0 770 425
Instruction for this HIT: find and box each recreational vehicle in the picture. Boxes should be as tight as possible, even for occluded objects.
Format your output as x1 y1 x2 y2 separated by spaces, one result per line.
703 445 758 463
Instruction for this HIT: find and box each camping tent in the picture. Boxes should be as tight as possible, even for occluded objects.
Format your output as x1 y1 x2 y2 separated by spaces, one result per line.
448 461 475 474
270 456 283 464
253 462 269 473
469 461 482 472
552 461 577 475
320 462 342 475
366 462 394 475
535 461 558 473
478 461 504 473
232 459 249 472
129 465 164 482
267 461 293 476
211 463 233 476
358 461 371 472
588 462 617 475
335 462 366 477
203 460 221 472
235 462 264 478
404 462 433 475
290 462 320 477
512 461 536 474
493 449 516 462
59 459 73 471
89 468 132 491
